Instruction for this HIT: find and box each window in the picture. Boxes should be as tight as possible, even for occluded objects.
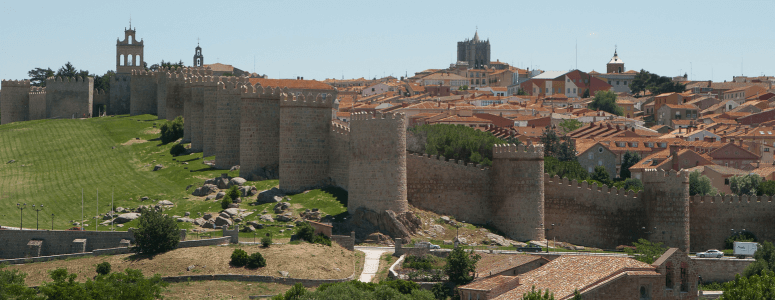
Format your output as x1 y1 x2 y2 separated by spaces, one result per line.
371 88 375 92
588 166 593 172
640 285 651 300
598 160 603 166
725 178 730 185
598 147 604 153
608 81 612 84
573 88 577 93
567 88 570 93
624 81 628 85
660 143 667 148
632 142 639 147
617 81 620 85
766 148 770 152
545 88 549 93
680 265 688 292
665 262 673 289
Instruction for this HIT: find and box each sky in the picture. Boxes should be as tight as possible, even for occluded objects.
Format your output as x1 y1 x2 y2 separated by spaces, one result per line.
2 0 774 84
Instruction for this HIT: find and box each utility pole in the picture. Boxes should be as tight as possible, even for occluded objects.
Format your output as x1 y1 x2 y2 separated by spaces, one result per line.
81 189 84 231
96 188 99 231
112 190 114 232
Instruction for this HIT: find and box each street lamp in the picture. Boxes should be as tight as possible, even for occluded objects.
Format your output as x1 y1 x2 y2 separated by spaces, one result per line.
16 203 26 230
543 223 555 253
51 213 55 230
32 204 44 230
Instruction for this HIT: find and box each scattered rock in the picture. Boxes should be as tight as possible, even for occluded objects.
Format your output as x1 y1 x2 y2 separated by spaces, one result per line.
227 203 240 208
215 191 226 200
247 221 261 227
362 232 393 245
440 216 451 223
177 217 194 223
223 208 240 217
115 213 141 224
486 233 511 247
7 160 16 164
279 271 289 277
300 209 323 221
214 216 233 227
140 196 150 201
115 207 126 213
205 195 215 201
158 200 174 206
153 164 163 171
182 162 188 165
186 184 193 191
232 197 242 203
230 165 240 172
193 218 207 226
276 213 294 222
192 184 218 196
100 220 112 226
241 225 255 232
229 177 247 187
187 265 195 271
430 224 445 234
216 174 231 189
443 240 454 245
273 202 291 214
455 237 467 245
73 222 80 226
234 217 242 223
256 188 285 204
116 224 124 228
240 186 258 197
260 214 274 222
203 213 213 220
184 212 190 216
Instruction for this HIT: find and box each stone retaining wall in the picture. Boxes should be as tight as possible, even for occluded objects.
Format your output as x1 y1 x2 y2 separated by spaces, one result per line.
692 257 753 283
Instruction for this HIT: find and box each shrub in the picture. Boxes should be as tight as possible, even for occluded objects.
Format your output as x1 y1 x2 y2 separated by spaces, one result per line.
132 208 180 255
432 282 451 300
230 249 249 267
296 222 315 242
403 255 441 271
444 247 481 286
312 233 332 246
169 143 186 156
622 178 643 192
261 235 272 247
159 116 184 144
246 252 267 268
410 124 507 166
96 262 111 275
725 231 757 249
226 185 241 201
522 285 555 300
221 195 232 210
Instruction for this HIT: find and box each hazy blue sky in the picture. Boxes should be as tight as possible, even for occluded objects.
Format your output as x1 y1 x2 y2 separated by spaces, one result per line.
2 0 774 83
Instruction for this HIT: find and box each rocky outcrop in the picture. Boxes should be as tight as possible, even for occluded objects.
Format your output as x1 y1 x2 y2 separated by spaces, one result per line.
256 187 284 204
192 184 218 196
349 208 421 244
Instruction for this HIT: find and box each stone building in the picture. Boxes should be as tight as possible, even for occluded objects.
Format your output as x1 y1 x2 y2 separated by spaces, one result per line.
457 31 491 69
193 43 203 67
111 26 144 115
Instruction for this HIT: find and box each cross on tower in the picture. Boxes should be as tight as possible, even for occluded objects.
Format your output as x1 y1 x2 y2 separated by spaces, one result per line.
197 37 200 46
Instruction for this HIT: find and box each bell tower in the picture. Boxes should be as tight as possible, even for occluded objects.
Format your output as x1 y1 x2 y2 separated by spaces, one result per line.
194 39 203 67
116 21 144 74
606 46 624 74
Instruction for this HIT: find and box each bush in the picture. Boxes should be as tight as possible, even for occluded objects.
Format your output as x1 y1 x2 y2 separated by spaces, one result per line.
410 124 507 166
522 285 555 300
132 208 180 255
312 233 332 246
169 143 186 156
261 235 272 247
221 195 232 210
621 178 643 192
246 252 267 269
96 262 111 275
159 116 184 144
444 247 481 286
296 222 315 242
432 282 452 300
226 185 241 201
230 249 249 267
403 255 442 271
725 231 757 249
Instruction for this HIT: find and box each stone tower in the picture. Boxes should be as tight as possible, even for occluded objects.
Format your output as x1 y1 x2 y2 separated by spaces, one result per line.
348 112 408 214
491 144 545 241
0 80 31 125
278 92 335 193
45 76 94 119
240 84 282 180
188 75 206 152
111 25 144 115
129 70 157 116
193 43 203 67
214 78 246 169
201 73 218 157
457 30 491 69
643 169 690 251
606 48 624 73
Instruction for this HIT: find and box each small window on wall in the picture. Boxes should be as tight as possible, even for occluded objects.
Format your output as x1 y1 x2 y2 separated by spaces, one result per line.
640 285 651 300
598 147 604 153
588 166 593 173
725 178 730 185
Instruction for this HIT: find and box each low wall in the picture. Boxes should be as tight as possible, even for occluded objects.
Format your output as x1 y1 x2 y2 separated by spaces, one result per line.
332 232 355 251
0 247 132 265
406 153 491 225
177 237 231 248
692 257 754 283
0 229 134 259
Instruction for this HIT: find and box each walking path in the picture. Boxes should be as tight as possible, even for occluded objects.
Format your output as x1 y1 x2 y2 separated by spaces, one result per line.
356 246 393 283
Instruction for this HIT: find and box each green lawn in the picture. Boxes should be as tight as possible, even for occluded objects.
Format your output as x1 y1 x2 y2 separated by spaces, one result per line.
0 115 346 231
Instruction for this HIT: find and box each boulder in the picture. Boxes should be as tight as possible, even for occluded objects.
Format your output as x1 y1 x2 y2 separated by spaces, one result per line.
273 202 291 214
229 177 247 187
256 188 285 204
279 271 289 277
219 212 231 219
177 217 194 223
205 195 215 201
100 220 113 226
230 165 240 171
234 217 242 223
223 208 240 217
247 221 261 227
276 213 293 222
214 216 233 227
153 164 163 171
232 197 242 203
260 214 274 222
215 191 226 200
455 237 467 245
192 184 218 196
216 174 231 189
440 216 451 223
240 186 258 197
300 209 322 221
115 213 140 224
203 213 213 220
141 196 150 201
115 207 126 213
193 218 207 226
486 233 511 247
102 214 114 220
241 225 255 232
158 200 174 206
430 225 445 234
185 212 190 216
227 203 240 208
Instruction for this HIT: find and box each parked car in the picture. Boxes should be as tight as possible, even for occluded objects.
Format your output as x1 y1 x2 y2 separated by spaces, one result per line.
518 244 543 253
697 249 724 258
429 244 441 249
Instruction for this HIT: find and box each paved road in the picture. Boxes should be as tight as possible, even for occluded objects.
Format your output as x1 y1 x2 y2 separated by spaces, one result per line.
356 247 393 283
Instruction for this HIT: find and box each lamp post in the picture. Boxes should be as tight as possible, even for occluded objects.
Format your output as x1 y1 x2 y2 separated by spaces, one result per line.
32 204 44 230
51 213 55 230
543 223 555 253
16 203 26 230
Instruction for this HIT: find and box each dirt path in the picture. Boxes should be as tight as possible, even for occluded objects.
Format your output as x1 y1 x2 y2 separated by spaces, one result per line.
357 247 392 282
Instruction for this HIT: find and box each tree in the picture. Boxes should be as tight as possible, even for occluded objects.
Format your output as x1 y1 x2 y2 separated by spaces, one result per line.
624 239 667 264
160 116 185 144
588 90 623 116
93 71 115 91
516 87 528 95
27 67 54 87
591 166 612 186
220 195 232 210
230 248 249 267
620 151 641 179
272 283 308 300
443 247 481 286
0 266 37 299
544 156 589 181
689 170 718 196
730 174 762 196
261 235 273 247
720 271 775 300
558 119 583 133
759 181 775 196
410 124 506 166
40 268 167 300
56 62 89 78
522 286 555 300
226 185 241 201
540 126 577 162
629 69 652 96
571 290 583 300
621 178 643 192
629 70 686 96
96 262 112 275
743 241 775 278
132 207 180 255
582 88 590 98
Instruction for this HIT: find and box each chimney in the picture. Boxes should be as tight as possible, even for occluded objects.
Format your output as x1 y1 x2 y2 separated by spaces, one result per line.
679 127 682 133
631 127 635 132
670 144 680 171
739 139 743 146
722 137 727 143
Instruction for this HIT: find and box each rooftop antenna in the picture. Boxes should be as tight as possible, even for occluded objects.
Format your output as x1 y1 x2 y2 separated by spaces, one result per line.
129 15 131 29
575 39 578 70
253 55 255 73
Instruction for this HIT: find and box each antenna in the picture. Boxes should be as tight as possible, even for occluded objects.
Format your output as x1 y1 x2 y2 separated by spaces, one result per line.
575 39 578 70
253 55 255 73
129 15 131 29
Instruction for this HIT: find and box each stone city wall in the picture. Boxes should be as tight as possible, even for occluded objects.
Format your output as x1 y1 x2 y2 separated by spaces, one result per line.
188 76 206 152
348 112 407 214
279 92 334 193
28 87 46 120
129 70 157 116
109 74 131 115
92 89 109 116
165 72 187 121
201 76 219 157
544 174 645 250
692 257 753 283
327 122 350 190
0 80 31 125
45 76 93 119
491 144 545 242
690 194 775 252
406 153 491 225
643 169 691 251
155 71 168 119
240 85 283 180
0 230 134 259
215 78 246 169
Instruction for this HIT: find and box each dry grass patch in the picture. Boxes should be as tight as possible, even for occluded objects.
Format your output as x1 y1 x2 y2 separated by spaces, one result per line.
372 252 397 283
144 128 161 135
9 243 358 286
122 138 148 146
163 280 295 300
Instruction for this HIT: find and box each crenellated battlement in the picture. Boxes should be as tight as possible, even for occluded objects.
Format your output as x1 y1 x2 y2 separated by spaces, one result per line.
29 87 46 95
409 152 489 171
492 143 544 160
545 173 642 199
217 81 244 95
642 168 689 184
331 122 350 136
350 111 405 121
280 91 333 108
242 84 282 97
130 70 156 76
690 194 774 204
46 76 93 85
166 72 190 82
1 79 31 88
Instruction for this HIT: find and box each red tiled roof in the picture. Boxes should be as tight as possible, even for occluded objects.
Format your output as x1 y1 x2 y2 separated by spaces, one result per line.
248 78 335 90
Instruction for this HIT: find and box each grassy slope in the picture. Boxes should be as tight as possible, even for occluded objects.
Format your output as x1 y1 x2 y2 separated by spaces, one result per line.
0 115 346 231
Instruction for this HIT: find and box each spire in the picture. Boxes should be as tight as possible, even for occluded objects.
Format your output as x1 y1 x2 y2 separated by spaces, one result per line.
473 27 479 42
